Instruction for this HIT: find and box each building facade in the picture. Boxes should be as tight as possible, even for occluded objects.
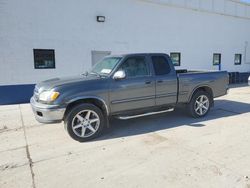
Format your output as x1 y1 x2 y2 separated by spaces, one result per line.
0 0 250 104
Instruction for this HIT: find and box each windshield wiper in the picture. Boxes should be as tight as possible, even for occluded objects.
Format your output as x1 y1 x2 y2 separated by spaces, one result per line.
90 71 102 77
82 71 89 76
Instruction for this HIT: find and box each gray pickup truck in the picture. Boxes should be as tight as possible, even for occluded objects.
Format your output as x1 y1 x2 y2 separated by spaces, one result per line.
31 53 228 141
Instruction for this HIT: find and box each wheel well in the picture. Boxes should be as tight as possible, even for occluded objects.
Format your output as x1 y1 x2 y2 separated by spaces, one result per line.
190 86 214 104
64 98 108 120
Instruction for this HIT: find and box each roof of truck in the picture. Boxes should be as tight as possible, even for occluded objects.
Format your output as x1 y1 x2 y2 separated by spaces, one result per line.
107 53 168 58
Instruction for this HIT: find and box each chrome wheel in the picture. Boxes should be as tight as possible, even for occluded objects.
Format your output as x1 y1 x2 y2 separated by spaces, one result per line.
194 95 210 116
72 110 100 138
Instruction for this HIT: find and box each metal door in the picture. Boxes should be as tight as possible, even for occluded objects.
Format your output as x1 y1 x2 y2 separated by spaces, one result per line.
91 51 111 66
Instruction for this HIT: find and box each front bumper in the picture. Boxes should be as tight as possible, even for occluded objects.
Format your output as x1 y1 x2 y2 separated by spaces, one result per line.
30 97 66 123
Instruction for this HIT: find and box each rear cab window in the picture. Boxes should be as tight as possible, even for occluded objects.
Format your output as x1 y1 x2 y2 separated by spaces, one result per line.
151 56 171 75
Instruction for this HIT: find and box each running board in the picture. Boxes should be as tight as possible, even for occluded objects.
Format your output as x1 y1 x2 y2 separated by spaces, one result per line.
117 108 174 120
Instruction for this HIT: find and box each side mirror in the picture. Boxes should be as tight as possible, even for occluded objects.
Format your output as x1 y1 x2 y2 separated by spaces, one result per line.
113 70 126 80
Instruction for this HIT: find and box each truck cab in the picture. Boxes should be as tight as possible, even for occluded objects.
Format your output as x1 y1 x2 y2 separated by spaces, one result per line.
109 54 177 115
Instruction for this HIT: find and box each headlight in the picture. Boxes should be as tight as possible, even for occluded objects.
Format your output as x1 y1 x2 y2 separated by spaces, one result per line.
39 91 60 102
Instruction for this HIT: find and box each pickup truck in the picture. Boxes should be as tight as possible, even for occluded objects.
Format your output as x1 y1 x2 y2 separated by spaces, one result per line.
30 53 229 141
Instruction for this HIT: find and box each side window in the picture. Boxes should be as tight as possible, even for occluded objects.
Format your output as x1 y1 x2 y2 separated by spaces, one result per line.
120 57 149 78
152 56 171 75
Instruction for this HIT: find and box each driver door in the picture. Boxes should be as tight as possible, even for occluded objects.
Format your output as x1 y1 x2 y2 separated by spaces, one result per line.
109 56 155 114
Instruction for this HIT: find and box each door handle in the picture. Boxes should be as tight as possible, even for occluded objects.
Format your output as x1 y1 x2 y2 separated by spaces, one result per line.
157 80 163 83
145 81 152 84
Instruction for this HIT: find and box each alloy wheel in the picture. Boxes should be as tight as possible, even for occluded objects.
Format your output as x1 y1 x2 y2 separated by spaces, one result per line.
72 110 100 138
194 95 210 116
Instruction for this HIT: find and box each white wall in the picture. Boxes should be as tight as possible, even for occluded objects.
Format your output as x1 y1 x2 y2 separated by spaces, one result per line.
0 0 250 85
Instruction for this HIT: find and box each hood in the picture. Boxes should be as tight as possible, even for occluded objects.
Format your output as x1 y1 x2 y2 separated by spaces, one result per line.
36 74 100 92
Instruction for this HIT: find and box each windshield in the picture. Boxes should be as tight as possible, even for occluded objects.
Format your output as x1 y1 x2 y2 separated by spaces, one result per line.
91 57 121 76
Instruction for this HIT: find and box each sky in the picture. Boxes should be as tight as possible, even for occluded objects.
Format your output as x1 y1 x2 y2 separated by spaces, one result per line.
240 0 250 3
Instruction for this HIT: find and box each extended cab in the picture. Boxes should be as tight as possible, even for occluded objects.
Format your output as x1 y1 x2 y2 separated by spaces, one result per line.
30 53 229 141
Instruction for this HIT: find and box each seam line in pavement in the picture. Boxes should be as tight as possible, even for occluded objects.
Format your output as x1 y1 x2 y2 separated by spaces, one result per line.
0 146 26 154
0 127 23 134
19 105 36 188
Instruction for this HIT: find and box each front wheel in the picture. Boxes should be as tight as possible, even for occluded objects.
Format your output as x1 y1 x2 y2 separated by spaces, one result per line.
64 103 105 142
187 91 212 118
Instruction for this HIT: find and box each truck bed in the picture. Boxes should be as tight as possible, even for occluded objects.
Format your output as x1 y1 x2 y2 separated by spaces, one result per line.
176 69 222 74
176 69 229 104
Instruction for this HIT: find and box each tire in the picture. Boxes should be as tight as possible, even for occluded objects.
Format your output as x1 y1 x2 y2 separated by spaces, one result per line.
187 90 212 118
64 103 105 142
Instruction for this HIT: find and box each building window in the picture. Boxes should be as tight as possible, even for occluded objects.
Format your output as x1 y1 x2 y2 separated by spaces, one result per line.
234 54 242 65
170 52 181 66
33 49 55 69
213 53 221 65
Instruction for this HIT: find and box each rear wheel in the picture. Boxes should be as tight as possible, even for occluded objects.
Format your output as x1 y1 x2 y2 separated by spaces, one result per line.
187 90 211 118
64 103 105 142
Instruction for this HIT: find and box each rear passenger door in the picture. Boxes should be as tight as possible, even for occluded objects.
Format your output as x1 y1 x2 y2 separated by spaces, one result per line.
151 55 178 106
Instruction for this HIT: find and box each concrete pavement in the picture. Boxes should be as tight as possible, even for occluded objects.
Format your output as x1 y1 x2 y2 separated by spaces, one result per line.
0 85 250 188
